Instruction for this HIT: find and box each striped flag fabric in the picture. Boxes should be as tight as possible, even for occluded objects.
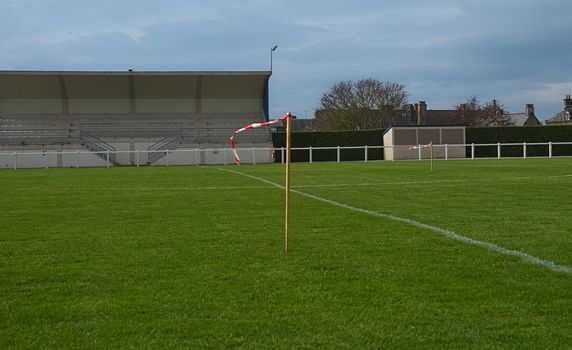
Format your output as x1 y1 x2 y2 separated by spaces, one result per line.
230 113 292 164
409 141 433 150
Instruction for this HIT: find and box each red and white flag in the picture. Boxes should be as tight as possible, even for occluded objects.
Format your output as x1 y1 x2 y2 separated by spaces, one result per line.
409 141 433 150
230 113 292 164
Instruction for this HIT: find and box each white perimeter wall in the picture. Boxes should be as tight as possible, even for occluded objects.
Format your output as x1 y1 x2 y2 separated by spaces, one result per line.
0 145 274 169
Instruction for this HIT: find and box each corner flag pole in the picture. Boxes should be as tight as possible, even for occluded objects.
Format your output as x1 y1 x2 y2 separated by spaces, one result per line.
285 113 292 253
430 142 433 171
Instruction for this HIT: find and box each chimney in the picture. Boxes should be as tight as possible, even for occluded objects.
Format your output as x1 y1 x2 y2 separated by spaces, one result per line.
416 101 427 125
403 104 415 123
525 104 535 117
564 94 572 111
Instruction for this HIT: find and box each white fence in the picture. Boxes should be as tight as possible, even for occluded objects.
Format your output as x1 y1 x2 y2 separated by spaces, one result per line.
1 142 572 169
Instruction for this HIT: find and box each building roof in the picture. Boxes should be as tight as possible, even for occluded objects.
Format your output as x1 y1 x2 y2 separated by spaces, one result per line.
504 113 541 126
0 70 271 100
0 70 271 117
546 111 572 124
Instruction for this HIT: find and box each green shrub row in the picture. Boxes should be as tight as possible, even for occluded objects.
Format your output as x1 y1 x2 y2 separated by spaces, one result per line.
272 125 572 162
466 126 572 157
272 129 385 162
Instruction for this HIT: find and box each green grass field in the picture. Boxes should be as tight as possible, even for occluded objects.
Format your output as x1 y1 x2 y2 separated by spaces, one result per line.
1 159 571 349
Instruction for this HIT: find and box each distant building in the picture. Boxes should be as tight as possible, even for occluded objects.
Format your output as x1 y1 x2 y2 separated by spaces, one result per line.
503 104 542 126
545 95 572 125
311 99 547 131
290 118 316 131
271 116 316 132
406 101 459 126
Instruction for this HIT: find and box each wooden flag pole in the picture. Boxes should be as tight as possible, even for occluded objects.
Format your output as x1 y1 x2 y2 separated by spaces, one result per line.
430 144 433 171
285 113 292 253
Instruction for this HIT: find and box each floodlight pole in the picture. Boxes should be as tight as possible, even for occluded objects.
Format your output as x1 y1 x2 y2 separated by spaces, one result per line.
270 45 278 72
285 112 292 253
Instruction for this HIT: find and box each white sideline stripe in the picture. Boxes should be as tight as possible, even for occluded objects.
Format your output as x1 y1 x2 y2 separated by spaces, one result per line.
3 186 275 192
292 173 572 189
219 168 572 276
3 174 570 192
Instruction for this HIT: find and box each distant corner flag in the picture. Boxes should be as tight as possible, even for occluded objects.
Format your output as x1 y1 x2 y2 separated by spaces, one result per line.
408 141 433 150
409 141 434 171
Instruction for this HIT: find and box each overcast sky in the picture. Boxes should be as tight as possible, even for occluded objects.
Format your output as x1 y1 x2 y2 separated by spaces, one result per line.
1 0 571 120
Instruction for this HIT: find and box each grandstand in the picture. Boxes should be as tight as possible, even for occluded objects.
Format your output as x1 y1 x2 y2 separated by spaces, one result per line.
0 70 273 167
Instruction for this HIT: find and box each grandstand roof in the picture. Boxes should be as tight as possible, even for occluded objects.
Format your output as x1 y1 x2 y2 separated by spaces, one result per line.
0 71 271 99
0 70 271 116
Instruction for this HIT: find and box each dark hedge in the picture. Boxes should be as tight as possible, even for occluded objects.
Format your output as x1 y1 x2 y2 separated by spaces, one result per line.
466 125 572 157
272 125 572 162
272 129 385 162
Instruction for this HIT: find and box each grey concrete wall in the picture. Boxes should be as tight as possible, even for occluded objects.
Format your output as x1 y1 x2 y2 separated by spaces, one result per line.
384 127 466 160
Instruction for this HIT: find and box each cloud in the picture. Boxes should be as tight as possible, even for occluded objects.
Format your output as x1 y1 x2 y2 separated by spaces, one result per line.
1 0 571 119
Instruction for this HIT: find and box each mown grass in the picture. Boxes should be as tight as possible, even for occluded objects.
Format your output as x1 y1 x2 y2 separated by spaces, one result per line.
0 159 571 349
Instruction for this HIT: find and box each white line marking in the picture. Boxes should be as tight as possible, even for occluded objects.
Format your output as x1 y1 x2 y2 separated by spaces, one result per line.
1 174 570 192
219 168 572 276
0 186 276 192
291 173 572 189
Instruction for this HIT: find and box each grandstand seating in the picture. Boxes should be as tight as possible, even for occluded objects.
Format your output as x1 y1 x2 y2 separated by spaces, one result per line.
0 71 273 166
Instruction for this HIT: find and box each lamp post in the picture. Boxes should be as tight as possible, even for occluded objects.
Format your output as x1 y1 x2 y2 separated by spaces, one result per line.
270 45 278 72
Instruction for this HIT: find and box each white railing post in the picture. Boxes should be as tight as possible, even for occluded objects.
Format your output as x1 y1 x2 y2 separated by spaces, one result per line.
281 147 285 164
195 148 200 165
106 150 110 168
497 143 501 159
309 146 313 163
549 142 553 158
471 143 475 160
365 145 368 162
252 147 256 165
76 150 80 168
418 145 422 160
337 146 341 163
523 142 527 159
13 152 17 170
136 149 140 167
445 144 449 160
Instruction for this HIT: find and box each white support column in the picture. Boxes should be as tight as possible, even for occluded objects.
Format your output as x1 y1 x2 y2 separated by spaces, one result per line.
106 150 110 168
445 144 449 160
281 147 285 164
523 142 527 159
195 149 200 165
471 143 475 160
136 150 140 167
418 145 422 160
13 152 17 170
549 142 553 158
337 146 341 163
497 143 501 159
309 146 313 164
364 145 368 162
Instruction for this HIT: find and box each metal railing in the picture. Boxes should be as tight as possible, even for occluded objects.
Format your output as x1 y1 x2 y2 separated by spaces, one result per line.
0 126 271 145
1 141 572 169
147 136 182 164
80 131 117 165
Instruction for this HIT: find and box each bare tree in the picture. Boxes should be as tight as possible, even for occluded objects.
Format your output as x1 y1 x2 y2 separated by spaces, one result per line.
453 96 514 126
315 79 409 131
